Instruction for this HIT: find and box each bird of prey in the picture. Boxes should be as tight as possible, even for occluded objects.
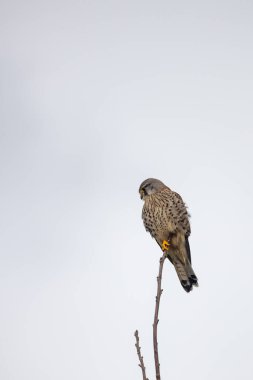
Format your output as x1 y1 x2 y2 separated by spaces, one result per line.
139 178 198 292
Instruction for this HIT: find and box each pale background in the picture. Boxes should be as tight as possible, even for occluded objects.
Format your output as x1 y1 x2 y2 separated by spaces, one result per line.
1 1 253 379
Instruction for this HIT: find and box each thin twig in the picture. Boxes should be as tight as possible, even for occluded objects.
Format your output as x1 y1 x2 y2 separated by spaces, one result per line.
134 330 149 380
153 251 167 380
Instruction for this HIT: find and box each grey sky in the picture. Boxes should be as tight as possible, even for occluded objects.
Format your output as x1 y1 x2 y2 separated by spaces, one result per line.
1 1 253 379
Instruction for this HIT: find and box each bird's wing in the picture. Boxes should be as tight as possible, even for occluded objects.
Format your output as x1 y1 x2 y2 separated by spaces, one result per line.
167 191 191 263
170 191 191 236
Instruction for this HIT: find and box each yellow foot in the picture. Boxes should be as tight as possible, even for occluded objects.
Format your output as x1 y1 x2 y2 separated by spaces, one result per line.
162 240 170 251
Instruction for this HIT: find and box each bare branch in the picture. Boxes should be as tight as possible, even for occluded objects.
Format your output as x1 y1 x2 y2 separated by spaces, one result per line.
134 330 149 380
153 251 167 380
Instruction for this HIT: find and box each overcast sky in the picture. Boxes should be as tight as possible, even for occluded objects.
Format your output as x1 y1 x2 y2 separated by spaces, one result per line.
1 1 253 379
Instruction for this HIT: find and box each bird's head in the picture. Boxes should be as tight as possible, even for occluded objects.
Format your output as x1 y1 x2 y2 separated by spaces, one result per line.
139 178 166 200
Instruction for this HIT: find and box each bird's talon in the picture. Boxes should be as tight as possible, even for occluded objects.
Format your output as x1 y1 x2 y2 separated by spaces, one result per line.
162 240 170 251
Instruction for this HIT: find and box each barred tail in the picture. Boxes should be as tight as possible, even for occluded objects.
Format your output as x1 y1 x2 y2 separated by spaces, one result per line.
173 258 198 293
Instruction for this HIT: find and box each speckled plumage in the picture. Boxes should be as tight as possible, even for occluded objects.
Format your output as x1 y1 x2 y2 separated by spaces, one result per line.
139 178 198 292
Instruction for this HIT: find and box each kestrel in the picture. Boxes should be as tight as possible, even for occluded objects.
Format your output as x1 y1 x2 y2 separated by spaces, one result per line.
139 178 198 292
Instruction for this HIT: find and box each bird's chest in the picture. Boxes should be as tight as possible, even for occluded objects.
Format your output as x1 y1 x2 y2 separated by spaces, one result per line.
142 201 170 235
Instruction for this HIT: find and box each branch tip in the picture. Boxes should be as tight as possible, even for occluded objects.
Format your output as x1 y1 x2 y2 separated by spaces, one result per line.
134 329 149 380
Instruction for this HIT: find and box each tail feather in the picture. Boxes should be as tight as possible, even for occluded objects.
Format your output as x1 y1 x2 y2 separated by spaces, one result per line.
173 257 198 293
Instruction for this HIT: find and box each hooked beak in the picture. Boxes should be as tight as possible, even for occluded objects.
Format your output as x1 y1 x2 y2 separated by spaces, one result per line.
140 189 144 199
